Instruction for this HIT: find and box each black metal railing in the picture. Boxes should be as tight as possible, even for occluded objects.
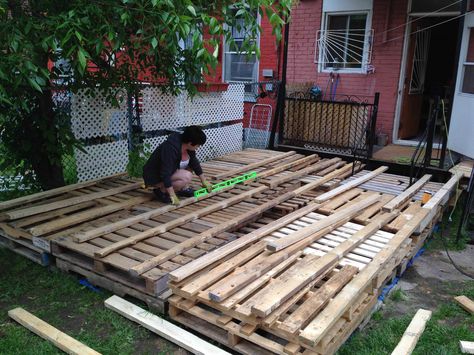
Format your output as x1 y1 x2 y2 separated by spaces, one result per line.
409 96 450 183
276 92 379 162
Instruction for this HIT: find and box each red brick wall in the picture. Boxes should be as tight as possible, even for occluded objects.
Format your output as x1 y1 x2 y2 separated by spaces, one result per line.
287 0 409 143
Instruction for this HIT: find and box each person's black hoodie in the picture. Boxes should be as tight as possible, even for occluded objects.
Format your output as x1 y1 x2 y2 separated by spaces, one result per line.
143 133 203 188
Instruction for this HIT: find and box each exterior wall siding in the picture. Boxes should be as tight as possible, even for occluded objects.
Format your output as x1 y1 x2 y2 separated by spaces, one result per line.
287 0 409 143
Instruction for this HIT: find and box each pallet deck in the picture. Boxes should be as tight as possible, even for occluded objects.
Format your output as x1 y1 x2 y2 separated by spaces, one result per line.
0 148 461 353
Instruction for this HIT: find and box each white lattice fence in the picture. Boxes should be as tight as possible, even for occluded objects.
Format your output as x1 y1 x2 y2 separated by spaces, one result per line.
71 84 245 181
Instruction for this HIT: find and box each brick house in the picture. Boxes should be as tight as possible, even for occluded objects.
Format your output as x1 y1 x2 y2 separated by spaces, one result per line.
284 0 474 158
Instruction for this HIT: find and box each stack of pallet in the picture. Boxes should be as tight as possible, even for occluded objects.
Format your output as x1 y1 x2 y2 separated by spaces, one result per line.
166 164 461 354
0 148 461 353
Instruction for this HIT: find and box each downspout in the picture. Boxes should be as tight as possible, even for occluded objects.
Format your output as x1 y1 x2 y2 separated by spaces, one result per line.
269 20 290 149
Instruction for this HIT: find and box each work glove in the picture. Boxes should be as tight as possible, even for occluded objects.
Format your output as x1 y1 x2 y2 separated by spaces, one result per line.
203 180 213 193
170 194 180 206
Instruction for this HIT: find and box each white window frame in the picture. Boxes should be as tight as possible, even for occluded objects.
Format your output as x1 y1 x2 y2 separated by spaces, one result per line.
222 13 261 101
318 10 373 74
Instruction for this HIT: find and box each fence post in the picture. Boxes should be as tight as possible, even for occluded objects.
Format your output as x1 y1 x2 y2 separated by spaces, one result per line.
423 96 439 169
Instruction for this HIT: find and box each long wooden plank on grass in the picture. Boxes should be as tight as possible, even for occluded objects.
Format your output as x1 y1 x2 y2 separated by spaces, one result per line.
314 166 388 203
299 208 430 347
390 309 432 355
460 341 474 354
169 163 354 283
266 194 381 252
212 151 296 180
28 196 150 236
383 174 431 212
454 295 474 314
8 308 101 355
104 295 230 355
0 182 143 221
0 173 125 212
95 185 268 258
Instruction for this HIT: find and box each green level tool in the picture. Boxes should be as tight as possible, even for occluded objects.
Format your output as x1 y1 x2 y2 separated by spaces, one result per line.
194 171 258 198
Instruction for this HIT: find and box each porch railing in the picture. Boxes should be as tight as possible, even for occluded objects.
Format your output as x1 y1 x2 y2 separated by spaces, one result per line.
276 92 380 160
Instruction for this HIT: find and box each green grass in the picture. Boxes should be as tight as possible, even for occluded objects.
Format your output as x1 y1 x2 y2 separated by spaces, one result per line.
0 248 175 354
389 288 406 302
338 282 474 355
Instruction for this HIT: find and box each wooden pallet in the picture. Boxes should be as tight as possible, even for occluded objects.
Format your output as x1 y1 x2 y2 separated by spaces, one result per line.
0 231 51 266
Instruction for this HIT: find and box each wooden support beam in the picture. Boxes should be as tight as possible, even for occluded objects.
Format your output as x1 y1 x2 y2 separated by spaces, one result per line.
0 182 142 221
169 164 353 283
460 341 474 354
266 194 381 252
267 158 342 188
314 166 388 203
0 173 125 212
29 196 150 236
95 185 268 258
104 296 231 355
455 295 474 314
383 175 431 212
390 309 432 355
8 307 101 355
256 154 320 179
212 151 296 180
299 208 430 347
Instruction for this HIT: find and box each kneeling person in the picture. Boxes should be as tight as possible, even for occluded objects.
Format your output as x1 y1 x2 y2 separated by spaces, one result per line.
143 126 212 205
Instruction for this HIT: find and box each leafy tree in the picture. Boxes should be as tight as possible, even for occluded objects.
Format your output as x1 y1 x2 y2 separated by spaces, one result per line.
0 0 290 189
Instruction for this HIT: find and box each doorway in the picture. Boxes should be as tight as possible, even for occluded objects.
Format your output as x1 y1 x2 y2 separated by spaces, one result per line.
398 17 460 142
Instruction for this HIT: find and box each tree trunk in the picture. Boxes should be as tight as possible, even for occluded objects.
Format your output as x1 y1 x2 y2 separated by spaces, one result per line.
29 89 66 190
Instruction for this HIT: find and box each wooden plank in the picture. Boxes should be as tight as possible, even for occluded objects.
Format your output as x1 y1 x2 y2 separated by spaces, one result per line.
95 185 268 258
455 295 474 314
460 341 474 354
382 175 431 212
314 166 388 203
8 307 101 355
213 151 295 180
104 295 231 355
422 172 462 210
266 194 381 252
278 265 358 335
390 309 432 355
0 173 125 212
0 182 143 221
299 208 430 347
28 196 150 236
256 155 320 179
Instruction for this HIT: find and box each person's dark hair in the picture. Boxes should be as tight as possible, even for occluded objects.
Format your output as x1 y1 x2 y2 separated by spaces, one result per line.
182 126 206 145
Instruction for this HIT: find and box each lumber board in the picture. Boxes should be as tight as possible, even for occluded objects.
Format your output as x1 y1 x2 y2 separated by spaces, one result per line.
0 182 143 221
0 173 125 212
104 295 231 355
390 309 432 355
8 307 101 355
382 175 431 212
266 194 381 252
314 166 388 203
95 185 268 258
256 154 320 179
454 295 474 314
28 196 150 236
460 341 474 354
168 164 352 283
299 208 430 347
213 151 295 180
422 172 462 210
74 182 252 243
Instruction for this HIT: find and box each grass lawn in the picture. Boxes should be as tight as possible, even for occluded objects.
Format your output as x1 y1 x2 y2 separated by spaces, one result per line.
0 248 178 355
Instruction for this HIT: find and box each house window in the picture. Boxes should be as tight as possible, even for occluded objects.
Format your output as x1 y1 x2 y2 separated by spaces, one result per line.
223 15 259 100
317 12 372 72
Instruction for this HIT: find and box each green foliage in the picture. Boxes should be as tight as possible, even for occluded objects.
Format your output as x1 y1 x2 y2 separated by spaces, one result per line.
126 143 151 178
0 0 291 189
390 288 406 301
